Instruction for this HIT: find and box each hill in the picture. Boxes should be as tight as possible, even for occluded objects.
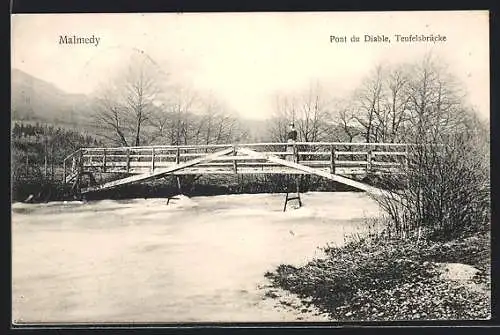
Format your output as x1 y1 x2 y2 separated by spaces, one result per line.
11 69 95 128
10 69 272 142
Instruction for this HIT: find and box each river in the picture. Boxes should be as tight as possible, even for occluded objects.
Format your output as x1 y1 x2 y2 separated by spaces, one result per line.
12 192 382 324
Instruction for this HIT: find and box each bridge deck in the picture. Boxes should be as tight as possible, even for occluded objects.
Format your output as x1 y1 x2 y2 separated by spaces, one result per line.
63 142 408 195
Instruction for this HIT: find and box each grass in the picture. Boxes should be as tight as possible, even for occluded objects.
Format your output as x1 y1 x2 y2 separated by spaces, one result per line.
264 229 490 321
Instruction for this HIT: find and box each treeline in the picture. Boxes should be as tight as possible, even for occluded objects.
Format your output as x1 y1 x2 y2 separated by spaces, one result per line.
267 55 483 145
11 122 103 201
12 122 100 145
91 54 251 148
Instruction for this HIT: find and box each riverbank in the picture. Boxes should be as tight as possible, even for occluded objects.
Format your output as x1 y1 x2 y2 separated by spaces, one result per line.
264 231 490 320
11 174 362 203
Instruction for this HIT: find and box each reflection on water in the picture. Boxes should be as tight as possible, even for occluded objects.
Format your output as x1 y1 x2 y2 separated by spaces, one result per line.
12 192 381 323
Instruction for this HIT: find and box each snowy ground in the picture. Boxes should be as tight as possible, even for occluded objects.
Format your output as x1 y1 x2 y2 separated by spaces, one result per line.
12 192 382 323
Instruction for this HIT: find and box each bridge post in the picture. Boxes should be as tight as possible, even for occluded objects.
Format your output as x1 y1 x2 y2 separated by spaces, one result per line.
296 177 302 207
283 175 302 212
232 145 238 174
293 143 298 163
176 177 182 193
175 147 181 193
126 148 130 173
367 149 373 173
283 142 302 212
103 148 107 173
151 147 155 173
330 145 336 174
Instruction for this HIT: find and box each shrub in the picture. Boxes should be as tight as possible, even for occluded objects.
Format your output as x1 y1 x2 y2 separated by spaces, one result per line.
373 112 490 241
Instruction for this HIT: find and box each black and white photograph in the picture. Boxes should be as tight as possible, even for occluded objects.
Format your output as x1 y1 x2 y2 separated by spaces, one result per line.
11 11 490 324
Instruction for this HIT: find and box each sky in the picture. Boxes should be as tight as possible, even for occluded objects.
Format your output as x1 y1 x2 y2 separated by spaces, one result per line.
11 11 489 121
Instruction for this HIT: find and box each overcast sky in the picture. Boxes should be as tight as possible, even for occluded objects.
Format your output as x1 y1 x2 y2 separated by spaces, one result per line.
11 11 489 121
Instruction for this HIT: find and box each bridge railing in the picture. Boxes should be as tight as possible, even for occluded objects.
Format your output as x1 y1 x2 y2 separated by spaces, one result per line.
63 142 410 182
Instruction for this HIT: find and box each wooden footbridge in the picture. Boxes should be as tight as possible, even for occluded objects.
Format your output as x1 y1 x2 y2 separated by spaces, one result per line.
63 142 408 200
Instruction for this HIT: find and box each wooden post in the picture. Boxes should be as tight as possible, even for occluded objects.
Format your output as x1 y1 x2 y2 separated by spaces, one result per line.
176 176 182 193
296 176 302 207
283 175 302 212
126 148 130 173
25 155 29 175
330 145 336 174
293 143 298 163
151 147 155 173
232 145 238 174
175 147 181 193
367 149 373 173
103 148 107 173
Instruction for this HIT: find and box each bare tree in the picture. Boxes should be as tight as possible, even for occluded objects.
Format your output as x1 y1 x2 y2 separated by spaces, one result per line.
334 103 362 142
268 94 296 142
149 88 245 146
94 88 130 146
268 83 332 143
199 95 219 145
124 60 161 146
198 96 248 145
383 66 412 142
163 86 199 145
404 55 463 143
345 56 464 145
370 56 489 240
93 53 166 146
295 83 331 142
148 102 170 144
196 95 239 145
351 65 385 143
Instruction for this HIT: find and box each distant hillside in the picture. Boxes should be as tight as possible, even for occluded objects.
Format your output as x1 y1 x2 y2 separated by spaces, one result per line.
11 69 95 127
10 69 281 145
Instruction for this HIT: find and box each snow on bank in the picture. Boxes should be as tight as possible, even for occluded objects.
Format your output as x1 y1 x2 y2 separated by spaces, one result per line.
12 192 382 323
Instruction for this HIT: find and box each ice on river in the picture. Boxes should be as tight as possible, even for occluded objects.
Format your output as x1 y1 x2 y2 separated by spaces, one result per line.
12 192 382 323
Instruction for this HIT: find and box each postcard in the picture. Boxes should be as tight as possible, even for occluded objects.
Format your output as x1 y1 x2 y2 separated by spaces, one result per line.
11 11 490 325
